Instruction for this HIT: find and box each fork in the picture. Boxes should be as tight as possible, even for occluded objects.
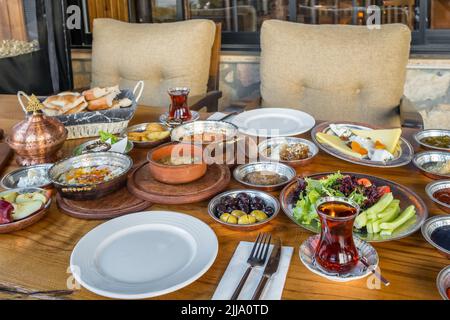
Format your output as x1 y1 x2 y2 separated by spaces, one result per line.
230 233 272 300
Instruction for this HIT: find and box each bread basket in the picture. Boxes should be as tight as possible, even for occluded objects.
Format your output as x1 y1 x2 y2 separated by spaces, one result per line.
17 81 144 140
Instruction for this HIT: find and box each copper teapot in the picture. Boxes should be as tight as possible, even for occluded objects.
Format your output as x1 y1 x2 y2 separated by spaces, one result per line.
7 93 67 166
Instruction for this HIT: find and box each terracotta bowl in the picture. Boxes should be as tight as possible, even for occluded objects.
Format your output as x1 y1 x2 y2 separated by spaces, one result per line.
147 143 207 185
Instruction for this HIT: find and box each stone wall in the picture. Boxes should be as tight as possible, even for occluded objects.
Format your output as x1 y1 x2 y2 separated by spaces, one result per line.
72 49 450 113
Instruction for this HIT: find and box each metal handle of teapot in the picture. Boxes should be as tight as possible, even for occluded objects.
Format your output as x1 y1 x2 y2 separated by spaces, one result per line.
17 91 32 114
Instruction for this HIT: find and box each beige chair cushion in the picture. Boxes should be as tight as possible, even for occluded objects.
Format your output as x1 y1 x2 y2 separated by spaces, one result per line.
91 19 216 107
260 20 411 127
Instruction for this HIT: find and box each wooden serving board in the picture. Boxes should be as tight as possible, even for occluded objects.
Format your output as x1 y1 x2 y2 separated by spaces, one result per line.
0 142 13 174
56 188 152 220
127 162 231 204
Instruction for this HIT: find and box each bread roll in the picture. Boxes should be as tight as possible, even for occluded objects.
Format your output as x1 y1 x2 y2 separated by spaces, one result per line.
43 94 86 114
64 101 88 114
83 85 120 101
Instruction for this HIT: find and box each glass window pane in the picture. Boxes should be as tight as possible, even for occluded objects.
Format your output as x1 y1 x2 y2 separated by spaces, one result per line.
0 0 40 59
190 0 289 32
152 0 178 22
429 0 450 29
296 0 418 30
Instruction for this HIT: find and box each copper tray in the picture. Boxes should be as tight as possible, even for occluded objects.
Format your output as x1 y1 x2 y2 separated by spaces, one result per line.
279 172 428 242
127 162 231 204
57 187 152 220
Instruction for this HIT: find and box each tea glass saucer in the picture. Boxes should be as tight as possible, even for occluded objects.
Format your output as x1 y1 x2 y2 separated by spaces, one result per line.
299 234 379 282
159 111 200 127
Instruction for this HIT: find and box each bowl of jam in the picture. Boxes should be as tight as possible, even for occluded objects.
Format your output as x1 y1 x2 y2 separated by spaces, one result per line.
421 215 450 258
426 180 450 213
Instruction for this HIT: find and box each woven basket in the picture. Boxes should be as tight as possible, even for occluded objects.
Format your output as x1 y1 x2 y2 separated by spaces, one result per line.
17 82 144 140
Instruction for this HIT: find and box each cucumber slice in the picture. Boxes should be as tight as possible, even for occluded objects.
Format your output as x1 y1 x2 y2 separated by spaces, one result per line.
366 221 374 234
377 200 401 223
363 193 394 218
354 211 367 229
372 220 381 233
380 205 416 231
380 229 393 236
377 199 400 217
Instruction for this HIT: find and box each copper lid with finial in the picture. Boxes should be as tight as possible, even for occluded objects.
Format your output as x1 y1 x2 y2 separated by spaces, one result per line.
7 95 68 166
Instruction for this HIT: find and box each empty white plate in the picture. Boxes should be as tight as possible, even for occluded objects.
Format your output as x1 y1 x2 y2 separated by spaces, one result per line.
232 108 315 137
70 211 218 299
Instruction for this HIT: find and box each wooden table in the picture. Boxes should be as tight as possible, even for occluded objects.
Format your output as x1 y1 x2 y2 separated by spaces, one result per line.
0 94 447 300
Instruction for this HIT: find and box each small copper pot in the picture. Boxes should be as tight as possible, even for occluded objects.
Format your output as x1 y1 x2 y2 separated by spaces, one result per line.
7 112 67 166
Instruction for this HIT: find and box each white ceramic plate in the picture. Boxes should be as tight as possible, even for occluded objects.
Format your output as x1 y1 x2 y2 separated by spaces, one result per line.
70 211 218 299
231 108 315 137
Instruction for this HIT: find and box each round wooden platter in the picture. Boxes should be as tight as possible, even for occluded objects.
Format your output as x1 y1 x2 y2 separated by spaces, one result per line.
127 161 231 204
56 188 152 220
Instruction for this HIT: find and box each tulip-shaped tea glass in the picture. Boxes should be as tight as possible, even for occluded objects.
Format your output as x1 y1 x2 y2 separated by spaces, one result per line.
168 87 192 122
314 197 360 274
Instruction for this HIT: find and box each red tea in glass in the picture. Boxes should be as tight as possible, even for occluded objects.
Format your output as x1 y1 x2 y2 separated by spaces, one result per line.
168 87 192 122
314 197 360 274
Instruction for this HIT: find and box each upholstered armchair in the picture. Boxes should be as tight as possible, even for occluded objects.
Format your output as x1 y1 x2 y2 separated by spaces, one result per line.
90 19 222 112
245 20 422 128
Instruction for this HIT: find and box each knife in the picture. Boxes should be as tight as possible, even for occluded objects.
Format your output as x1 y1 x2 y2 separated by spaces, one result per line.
251 238 282 300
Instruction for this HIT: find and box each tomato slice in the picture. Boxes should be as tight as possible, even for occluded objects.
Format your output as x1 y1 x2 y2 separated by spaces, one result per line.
357 178 372 187
377 186 391 195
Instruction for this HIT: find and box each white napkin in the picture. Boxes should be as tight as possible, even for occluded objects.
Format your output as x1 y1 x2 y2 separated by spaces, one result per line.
108 137 128 153
207 112 228 121
207 112 238 122
212 241 293 300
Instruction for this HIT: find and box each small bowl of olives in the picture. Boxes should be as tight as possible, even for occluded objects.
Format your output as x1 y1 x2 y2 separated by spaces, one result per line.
208 189 280 230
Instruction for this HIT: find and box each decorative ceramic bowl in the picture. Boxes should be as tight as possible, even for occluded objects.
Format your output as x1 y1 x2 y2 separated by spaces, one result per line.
413 151 450 180
48 152 133 201
425 180 450 213
1 164 53 189
233 162 296 191
120 123 170 149
147 143 207 185
208 189 280 230
414 129 450 152
421 215 450 258
0 187 52 233
258 137 319 167
436 266 450 300
170 120 238 145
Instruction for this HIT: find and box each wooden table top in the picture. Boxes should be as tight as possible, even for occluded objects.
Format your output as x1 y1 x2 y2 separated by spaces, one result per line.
0 94 447 300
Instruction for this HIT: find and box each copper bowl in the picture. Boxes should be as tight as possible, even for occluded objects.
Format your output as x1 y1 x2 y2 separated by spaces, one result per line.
48 152 133 201
7 112 67 166
147 143 207 185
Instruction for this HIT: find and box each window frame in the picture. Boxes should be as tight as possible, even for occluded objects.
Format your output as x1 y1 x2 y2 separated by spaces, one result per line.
69 0 450 54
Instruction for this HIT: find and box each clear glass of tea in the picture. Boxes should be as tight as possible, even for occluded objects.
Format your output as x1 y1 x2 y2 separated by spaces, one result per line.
168 87 192 122
314 197 360 275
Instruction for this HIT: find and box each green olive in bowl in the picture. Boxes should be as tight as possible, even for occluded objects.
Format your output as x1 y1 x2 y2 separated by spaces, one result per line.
250 210 268 222
238 214 257 225
231 210 246 218
220 213 238 224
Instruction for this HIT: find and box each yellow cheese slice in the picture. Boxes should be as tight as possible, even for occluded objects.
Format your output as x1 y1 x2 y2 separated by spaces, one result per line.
316 133 363 159
351 129 402 154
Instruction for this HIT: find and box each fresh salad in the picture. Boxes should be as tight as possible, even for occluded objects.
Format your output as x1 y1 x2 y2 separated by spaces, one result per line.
99 131 120 144
292 172 416 236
